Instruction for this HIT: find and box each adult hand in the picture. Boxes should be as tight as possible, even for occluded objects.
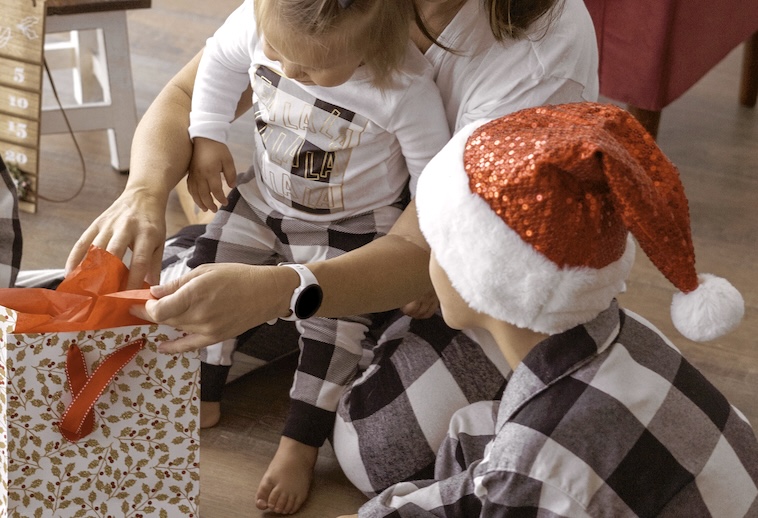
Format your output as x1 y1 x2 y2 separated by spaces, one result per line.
130 262 296 353
66 190 168 290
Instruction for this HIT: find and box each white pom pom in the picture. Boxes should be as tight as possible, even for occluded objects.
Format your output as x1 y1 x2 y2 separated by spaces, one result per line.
670 273 745 342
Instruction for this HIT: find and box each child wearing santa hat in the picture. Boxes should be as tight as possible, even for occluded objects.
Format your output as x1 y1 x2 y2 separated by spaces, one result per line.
354 102 758 517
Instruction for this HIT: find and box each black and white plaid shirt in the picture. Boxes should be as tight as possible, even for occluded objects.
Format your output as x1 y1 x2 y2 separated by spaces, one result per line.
361 301 758 517
0 156 22 288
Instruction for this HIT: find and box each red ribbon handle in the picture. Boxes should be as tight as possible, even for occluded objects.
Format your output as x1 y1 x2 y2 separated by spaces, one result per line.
59 338 146 442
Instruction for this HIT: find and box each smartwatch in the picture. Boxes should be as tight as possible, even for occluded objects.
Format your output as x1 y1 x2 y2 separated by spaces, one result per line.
279 263 323 321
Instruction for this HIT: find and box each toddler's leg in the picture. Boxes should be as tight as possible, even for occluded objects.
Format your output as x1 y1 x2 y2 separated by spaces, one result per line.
257 315 370 514
199 339 235 428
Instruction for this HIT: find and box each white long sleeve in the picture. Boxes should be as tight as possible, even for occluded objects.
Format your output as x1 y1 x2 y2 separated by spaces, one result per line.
188 0 450 222
189 0 257 143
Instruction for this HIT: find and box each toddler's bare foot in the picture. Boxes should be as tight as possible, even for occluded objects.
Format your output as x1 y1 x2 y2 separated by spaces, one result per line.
200 401 221 428
256 436 318 514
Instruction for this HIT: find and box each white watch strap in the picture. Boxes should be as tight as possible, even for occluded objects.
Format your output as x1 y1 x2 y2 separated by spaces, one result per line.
278 263 320 322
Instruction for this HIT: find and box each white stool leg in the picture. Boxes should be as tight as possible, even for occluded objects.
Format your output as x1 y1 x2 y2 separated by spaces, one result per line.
100 11 136 172
72 29 101 106
42 10 137 172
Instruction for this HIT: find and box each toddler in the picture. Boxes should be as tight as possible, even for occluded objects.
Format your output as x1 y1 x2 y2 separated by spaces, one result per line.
185 0 450 514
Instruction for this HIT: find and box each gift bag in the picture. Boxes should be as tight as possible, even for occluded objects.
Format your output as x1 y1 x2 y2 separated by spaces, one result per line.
0 247 200 517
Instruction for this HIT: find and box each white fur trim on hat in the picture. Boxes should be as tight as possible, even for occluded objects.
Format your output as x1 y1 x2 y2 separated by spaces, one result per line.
416 122 636 335
671 273 745 342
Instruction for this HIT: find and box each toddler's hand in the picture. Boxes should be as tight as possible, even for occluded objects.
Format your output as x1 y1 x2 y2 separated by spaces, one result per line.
187 137 237 212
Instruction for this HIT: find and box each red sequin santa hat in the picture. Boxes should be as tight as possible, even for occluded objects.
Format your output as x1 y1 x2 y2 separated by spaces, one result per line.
416 102 744 341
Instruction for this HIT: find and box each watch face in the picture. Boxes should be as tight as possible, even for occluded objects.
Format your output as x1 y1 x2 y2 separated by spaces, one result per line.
294 284 324 319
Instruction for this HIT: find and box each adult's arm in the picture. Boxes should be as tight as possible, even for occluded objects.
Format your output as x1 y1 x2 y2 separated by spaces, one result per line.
136 198 432 354
65 50 254 289
310 199 431 317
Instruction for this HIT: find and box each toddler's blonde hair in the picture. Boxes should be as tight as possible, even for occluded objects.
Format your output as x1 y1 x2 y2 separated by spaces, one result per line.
255 0 415 89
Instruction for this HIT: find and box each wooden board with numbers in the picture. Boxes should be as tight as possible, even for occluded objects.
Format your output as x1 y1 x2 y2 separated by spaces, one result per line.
0 0 46 213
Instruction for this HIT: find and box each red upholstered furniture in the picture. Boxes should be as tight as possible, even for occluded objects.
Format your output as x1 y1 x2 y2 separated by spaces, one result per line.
583 0 758 137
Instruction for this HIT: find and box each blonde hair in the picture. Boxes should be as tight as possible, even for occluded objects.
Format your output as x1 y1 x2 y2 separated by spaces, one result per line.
254 0 415 89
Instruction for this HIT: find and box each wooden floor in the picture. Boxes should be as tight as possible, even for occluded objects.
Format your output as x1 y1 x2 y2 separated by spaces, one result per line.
17 1 758 516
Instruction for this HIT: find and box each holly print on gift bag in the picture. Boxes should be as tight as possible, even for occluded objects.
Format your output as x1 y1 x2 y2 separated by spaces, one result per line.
0 318 200 518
